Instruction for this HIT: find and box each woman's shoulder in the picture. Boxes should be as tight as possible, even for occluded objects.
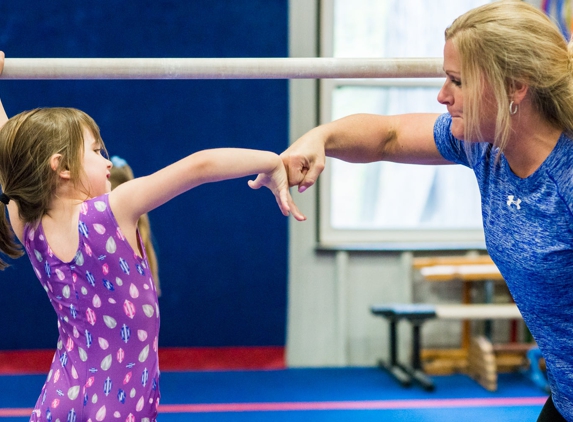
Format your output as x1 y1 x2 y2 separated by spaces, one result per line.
433 113 452 141
433 113 490 168
546 134 573 199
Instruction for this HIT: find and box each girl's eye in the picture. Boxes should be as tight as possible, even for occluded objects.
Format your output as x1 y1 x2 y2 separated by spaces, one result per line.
94 148 109 159
94 148 108 158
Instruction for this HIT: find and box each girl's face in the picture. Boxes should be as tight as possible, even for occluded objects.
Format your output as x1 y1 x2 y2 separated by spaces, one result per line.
437 39 497 142
81 127 112 198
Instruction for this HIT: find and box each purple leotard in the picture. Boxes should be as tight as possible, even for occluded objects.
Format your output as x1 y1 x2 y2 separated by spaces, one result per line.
23 194 160 422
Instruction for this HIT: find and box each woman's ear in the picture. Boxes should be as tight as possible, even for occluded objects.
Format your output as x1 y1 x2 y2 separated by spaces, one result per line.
49 154 70 180
510 80 529 104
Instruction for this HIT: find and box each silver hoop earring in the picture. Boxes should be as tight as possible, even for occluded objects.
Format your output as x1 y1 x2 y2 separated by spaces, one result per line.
509 101 518 115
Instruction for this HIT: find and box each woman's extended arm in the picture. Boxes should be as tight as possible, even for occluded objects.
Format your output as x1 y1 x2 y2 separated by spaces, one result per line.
281 113 450 193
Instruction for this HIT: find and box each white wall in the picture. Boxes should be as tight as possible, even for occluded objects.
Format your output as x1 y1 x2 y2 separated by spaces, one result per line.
287 0 416 367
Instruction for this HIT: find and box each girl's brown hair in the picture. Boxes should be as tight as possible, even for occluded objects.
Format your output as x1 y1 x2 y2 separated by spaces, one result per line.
0 107 105 269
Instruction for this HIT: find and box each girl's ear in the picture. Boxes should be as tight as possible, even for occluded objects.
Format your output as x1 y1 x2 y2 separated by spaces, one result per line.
49 154 70 180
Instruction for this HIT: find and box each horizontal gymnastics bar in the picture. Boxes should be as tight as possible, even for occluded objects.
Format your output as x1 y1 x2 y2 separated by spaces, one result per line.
0 57 444 80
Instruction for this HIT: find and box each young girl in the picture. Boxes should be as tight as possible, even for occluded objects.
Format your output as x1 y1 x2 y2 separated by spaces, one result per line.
0 107 305 421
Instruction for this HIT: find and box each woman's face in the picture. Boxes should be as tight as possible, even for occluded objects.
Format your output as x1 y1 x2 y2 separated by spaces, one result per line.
437 39 497 142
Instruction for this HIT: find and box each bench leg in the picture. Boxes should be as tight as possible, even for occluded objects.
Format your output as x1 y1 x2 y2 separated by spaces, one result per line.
409 321 435 391
378 318 412 387
483 280 494 340
390 319 398 366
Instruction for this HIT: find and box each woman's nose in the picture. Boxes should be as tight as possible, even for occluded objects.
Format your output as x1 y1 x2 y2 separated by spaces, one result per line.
437 82 451 106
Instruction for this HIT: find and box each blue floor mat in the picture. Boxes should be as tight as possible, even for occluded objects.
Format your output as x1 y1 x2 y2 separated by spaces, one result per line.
0 368 548 421
154 407 543 422
159 367 546 403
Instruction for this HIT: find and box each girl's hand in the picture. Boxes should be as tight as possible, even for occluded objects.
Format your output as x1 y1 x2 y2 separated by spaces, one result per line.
248 158 306 221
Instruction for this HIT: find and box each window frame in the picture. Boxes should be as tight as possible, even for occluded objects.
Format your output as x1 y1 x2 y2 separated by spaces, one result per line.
317 0 486 250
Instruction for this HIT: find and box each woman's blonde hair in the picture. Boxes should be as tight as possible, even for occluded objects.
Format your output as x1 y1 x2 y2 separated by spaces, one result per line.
110 158 161 295
445 0 573 153
0 108 105 269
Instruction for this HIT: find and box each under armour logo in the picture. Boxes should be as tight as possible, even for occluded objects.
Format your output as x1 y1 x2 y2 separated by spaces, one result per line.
507 195 521 209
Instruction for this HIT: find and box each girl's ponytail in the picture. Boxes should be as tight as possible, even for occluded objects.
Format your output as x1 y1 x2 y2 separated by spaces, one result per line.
0 197 23 269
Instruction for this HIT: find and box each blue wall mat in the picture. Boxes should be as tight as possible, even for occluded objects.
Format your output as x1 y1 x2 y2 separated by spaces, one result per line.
0 1 289 348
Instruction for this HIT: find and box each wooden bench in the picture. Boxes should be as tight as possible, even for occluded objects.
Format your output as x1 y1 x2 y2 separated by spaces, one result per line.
413 255 506 350
413 255 526 375
371 303 532 391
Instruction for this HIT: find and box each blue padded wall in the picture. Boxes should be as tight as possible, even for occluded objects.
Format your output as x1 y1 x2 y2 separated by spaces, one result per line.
0 1 289 348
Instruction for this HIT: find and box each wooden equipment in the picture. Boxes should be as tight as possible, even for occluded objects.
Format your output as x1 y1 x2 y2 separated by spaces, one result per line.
371 303 529 391
413 255 524 375
467 335 532 391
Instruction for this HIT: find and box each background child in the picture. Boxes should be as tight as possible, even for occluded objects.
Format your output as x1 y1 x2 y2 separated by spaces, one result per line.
110 155 161 296
0 107 304 420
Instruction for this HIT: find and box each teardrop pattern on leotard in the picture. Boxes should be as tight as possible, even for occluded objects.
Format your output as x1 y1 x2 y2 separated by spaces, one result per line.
25 194 160 421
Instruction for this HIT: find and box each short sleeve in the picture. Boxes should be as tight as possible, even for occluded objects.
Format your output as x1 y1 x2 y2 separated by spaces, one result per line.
433 113 471 167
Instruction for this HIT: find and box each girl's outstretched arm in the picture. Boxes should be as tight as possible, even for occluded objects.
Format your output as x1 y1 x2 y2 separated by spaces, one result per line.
0 52 8 128
109 148 305 237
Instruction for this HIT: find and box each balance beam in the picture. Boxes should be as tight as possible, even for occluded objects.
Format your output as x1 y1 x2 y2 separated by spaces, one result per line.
418 264 504 282
434 304 522 320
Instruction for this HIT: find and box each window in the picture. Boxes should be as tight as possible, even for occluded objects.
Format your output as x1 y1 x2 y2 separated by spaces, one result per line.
319 0 491 249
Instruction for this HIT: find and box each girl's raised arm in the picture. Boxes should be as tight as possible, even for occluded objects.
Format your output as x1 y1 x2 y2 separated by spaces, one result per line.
0 52 7 128
0 52 19 244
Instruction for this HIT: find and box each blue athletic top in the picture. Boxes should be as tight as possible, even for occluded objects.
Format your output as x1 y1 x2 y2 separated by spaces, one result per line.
434 113 573 420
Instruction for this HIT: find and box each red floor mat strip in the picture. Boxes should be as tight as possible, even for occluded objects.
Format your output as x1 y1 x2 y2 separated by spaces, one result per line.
0 346 285 374
159 346 285 371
